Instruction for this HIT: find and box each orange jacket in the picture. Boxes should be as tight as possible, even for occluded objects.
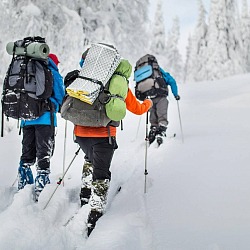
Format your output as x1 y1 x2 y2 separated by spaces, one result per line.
74 88 152 137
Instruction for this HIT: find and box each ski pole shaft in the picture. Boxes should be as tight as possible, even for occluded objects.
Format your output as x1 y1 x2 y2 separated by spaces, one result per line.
62 120 68 186
177 100 184 143
43 147 81 210
1 106 4 137
134 116 142 141
144 111 149 193
11 174 18 187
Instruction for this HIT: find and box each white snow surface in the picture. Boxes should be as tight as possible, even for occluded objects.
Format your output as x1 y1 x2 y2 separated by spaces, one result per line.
1 74 250 250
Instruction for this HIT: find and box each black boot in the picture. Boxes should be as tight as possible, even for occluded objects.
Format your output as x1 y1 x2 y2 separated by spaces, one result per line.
156 136 163 146
148 126 157 144
156 125 167 146
87 210 103 236
87 179 110 236
157 125 167 137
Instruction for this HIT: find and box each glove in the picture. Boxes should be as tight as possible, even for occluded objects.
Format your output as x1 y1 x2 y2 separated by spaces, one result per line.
145 97 153 108
175 95 180 101
148 99 153 108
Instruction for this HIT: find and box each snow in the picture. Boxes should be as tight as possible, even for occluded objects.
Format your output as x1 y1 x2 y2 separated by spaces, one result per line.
1 73 250 249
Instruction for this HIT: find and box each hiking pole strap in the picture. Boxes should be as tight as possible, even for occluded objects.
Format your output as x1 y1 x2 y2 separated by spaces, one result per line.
43 147 81 210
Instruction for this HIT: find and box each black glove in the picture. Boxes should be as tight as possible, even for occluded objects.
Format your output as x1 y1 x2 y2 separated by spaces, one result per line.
64 70 80 88
175 95 180 101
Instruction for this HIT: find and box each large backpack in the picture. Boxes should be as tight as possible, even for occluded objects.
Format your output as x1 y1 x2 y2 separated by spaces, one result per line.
61 44 130 127
134 54 168 101
1 37 53 122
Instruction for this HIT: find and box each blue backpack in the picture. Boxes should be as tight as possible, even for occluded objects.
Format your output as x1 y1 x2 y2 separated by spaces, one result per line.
134 54 168 101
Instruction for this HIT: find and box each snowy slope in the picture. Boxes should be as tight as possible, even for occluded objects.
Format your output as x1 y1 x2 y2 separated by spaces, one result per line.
0 74 250 250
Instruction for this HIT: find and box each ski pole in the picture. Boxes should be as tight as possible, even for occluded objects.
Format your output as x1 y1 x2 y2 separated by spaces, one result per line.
43 147 81 210
62 120 68 186
176 100 184 143
11 174 18 187
132 116 142 142
1 107 4 137
144 111 149 193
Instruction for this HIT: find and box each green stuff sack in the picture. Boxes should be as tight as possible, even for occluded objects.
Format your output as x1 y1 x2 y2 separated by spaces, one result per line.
105 59 132 121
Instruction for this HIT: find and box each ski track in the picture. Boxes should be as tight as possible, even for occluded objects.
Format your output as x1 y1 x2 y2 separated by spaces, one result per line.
2 75 250 249
0 180 86 250
0 186 17 213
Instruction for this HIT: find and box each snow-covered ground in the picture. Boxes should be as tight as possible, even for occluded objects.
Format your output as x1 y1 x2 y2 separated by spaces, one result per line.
0 73 250 250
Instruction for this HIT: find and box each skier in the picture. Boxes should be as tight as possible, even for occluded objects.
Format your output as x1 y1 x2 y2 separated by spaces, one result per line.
17 53 65 201
134 54 180 145
65 51 152 236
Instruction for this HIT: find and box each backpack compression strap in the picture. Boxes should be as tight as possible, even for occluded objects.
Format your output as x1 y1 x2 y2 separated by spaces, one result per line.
77 75 103 86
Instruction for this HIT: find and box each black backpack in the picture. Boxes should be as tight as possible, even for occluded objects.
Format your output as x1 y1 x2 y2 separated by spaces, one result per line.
1 37 53 136
134 54 168 101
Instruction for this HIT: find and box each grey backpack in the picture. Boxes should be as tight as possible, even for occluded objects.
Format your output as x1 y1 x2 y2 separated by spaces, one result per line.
134 54 168 101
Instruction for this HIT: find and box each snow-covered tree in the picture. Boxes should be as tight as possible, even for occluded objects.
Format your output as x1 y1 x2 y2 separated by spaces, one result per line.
205 0 245 80
184 0 208 82
0 0 151 78
150 0 166 56
184 34 194 82
164 17 183 83
240 0 250 71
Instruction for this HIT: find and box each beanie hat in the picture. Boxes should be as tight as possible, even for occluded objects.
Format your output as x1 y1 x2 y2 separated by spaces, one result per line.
49 53 60 66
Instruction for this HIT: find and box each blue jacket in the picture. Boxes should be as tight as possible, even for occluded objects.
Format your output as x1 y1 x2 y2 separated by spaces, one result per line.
21 58 65 127
160 68 178 97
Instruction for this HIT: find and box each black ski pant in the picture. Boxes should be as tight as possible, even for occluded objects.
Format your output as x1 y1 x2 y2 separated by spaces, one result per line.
75 136 117 181
20 125 55 172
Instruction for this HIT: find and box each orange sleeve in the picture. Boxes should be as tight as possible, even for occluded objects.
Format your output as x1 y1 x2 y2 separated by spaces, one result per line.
125 89 152 115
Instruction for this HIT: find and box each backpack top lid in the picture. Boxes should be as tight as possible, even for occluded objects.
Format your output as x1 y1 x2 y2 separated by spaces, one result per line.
136 54 158 68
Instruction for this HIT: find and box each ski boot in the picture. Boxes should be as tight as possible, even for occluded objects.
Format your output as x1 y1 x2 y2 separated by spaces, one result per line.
87 179 110 236
80 160 93 207
18 162 34 190
148 126 157 144
156 136 163 146
87 210 103 237
34 169 50 201
156 125 167 146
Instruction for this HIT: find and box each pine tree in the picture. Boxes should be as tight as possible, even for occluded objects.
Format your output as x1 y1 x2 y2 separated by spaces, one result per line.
184 34 194 83
240 0 250 71
164 17 183 83
150 0 166 56
205 0 245 80
0 0 150 77
184 0 208 82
